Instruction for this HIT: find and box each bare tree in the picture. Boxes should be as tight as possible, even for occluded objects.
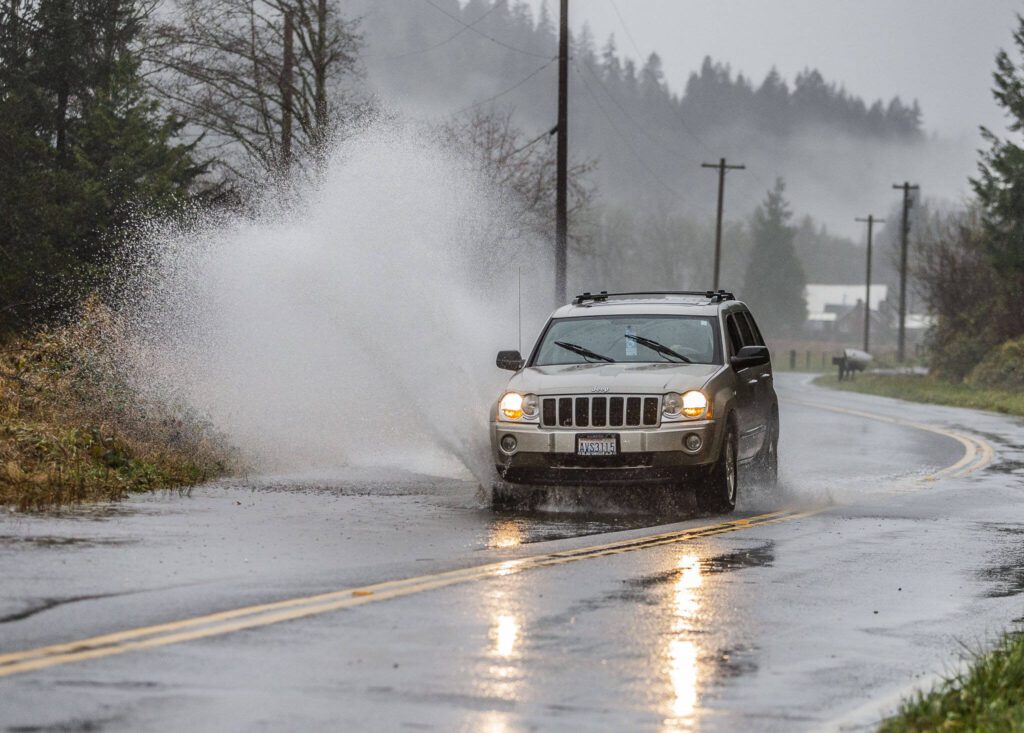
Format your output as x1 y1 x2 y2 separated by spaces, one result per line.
145 0 362 182
440 108 595 248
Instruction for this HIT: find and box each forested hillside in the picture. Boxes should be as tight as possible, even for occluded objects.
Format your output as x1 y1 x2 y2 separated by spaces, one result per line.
355 0 960 292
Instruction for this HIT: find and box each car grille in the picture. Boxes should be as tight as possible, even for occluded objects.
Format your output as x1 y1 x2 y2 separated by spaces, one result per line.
540 395 661 428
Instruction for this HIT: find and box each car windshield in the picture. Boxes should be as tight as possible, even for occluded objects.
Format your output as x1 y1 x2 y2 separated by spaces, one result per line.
532 315 721 366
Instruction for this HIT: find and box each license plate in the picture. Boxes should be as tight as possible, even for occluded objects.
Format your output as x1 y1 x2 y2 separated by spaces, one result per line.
576 434 619 456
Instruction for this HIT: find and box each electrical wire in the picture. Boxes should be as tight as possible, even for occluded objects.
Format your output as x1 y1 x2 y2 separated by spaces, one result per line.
419 0 553 59
452 56 557 116
580 62 701 166
603 0 722 163
607 0 644 61
573 63 681 200
366 3 500 62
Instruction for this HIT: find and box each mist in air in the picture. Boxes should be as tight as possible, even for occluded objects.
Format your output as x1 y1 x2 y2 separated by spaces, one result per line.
112 123 550 482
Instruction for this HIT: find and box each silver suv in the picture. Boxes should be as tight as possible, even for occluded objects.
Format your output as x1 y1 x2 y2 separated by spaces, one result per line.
490 291 778 513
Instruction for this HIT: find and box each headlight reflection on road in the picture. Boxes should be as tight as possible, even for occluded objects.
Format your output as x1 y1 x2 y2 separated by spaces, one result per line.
477 581 525 704
493 614 519 658
663 553 704 731
488 519 524 549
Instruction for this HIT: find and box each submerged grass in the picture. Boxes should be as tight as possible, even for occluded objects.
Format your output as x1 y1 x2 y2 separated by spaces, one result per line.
0 299 237 510
816 373 1024 417
880 632 1024 732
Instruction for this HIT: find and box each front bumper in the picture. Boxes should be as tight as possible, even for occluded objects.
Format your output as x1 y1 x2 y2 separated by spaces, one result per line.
491 419 719 484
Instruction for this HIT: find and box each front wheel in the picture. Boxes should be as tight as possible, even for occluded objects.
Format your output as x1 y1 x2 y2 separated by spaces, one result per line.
696 421 737 514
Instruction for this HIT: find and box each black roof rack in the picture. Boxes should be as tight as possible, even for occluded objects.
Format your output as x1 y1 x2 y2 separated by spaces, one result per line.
573 290 736 305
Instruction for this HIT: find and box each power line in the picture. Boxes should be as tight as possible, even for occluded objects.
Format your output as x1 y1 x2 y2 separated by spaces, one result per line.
603 0 721 167
509 125 557 158
452 57 558 116
607 0 644 61
580 62 701 166
419 0 553 59
573 63 681 199
366 4 500 62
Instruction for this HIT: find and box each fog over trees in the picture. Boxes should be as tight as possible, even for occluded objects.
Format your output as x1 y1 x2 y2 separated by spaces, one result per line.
353 0 958 299
2 0 976 333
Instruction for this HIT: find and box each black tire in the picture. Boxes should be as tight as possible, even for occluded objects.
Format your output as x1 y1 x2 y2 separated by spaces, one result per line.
752 410 779 487
696 420 737 514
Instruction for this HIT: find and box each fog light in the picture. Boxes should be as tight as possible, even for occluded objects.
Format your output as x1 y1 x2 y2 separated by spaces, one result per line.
684 433 702 452
500 435 518 453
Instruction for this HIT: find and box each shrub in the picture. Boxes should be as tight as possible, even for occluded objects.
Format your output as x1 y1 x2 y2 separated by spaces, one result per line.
968 336 1024 390
0 297 239 509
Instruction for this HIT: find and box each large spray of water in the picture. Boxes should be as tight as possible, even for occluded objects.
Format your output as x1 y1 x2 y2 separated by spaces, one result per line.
114 124 550 483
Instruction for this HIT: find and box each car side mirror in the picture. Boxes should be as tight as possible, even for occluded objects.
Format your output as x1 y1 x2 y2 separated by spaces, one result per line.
730 345 770 370
496 349 525 371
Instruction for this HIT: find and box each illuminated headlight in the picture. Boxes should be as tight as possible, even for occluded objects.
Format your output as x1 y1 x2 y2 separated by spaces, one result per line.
681 390 709 418
499 392 538 421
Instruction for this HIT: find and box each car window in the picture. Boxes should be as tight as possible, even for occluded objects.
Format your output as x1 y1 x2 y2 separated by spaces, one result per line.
740 311 765 346
734 311 755 346
725 315 743 355
532 315 722 366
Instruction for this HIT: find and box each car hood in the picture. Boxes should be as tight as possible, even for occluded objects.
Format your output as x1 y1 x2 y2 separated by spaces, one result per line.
506 362 724 395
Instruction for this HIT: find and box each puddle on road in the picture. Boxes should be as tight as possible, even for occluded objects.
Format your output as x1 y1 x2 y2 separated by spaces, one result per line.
0 535 135 549
978 524 1024 598
485 512 685 549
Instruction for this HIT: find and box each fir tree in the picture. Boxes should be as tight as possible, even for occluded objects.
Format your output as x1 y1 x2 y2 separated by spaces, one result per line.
973 14 1024 278
742 179 808 339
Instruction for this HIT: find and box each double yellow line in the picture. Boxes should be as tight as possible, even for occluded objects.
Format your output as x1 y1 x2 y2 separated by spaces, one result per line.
0 509 812 678
790 400 995 482
0 399 996 680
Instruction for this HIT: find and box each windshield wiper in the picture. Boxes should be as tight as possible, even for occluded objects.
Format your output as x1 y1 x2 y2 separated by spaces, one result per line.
624 334 692 363
555 341 616 363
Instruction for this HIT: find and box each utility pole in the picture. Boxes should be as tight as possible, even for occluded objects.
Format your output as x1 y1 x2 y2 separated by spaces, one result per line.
892 181 919 362
701 158 746 290
554 0 569 305
280 10 294 174
855 214 885 353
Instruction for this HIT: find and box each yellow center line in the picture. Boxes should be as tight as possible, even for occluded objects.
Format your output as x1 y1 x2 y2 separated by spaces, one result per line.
0 399 995 679
0 510 812 677
788 399 995 480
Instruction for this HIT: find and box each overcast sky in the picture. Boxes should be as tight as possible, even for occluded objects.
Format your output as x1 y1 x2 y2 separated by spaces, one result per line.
526 0 1022 142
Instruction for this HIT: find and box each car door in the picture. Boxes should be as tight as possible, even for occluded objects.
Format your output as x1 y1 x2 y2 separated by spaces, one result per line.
738 309 773 453
724 312 760 461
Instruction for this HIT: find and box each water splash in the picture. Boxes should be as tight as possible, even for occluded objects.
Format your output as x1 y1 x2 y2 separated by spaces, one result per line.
113 123 551 483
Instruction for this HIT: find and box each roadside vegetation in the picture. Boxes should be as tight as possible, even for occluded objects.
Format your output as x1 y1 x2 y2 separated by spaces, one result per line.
0 300 236 510
822 16 1024 420
880 632 1024 732
817 373 1024 418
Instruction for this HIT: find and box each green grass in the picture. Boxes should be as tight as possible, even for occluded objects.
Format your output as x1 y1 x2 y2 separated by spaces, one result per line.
880 632 1024 732
815 373 1024 417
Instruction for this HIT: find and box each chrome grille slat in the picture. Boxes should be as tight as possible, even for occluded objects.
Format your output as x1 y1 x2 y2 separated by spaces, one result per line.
540 395 661 428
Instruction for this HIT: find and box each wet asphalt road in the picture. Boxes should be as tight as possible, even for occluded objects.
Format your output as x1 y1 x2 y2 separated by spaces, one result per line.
2 374 1024 732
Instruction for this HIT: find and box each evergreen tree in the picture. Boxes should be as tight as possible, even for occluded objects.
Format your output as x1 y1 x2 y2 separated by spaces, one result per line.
742 179 807 339
0 0 201 327
973 14 1024 279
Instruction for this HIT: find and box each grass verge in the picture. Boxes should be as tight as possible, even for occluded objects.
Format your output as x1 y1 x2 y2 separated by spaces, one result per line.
815 373 1024 417
880 632 1024 732
1 300 237 510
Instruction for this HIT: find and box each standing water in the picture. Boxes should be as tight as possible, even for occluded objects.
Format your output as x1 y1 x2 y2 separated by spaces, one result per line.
113 124 551 483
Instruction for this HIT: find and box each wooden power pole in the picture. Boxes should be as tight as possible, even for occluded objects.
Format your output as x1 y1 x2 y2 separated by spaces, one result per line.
701 158 745 290
892 181 919 362
554 0 569 305
855 214 884 353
